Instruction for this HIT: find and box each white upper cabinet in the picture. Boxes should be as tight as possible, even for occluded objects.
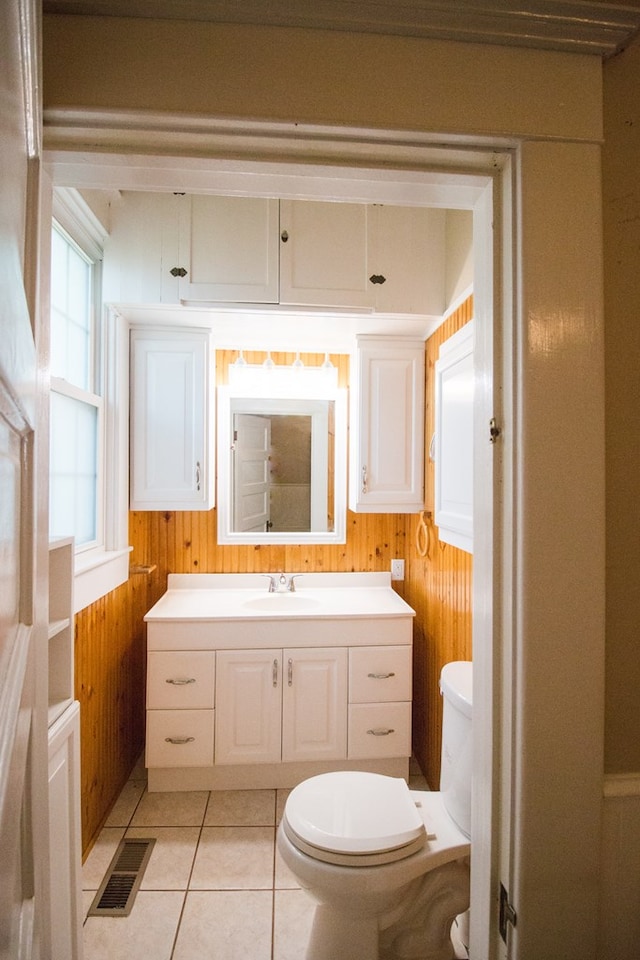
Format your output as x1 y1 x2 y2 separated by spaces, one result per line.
178 195 280 303
279 199 371 307
434 320 474 553
350 337 425 513
130 327 214 510
102 191 181 304
103 193 448 315
368 204 445 315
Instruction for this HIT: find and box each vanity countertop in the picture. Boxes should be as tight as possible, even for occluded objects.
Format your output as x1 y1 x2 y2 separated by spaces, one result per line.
144 572 415 622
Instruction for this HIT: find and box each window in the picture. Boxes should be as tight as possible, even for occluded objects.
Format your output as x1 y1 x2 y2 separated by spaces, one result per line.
49 222 102 548
49 189 130 612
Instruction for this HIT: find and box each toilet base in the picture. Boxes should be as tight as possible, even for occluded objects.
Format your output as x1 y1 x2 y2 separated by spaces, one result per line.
302 857 470 960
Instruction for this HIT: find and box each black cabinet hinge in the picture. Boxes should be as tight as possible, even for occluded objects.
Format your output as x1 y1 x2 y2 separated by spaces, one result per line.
499 882 517 944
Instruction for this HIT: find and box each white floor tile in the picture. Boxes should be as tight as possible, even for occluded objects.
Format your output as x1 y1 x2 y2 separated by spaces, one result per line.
81 828 125 891
125 826 200 889
82 890 184 960
104 779 146 827
190 826 275 890
172 890 272 960
130 789 209 827
204 789 276 826
273 888 316 960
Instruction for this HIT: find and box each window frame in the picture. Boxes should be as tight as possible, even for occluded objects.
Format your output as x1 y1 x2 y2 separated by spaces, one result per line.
50 188 130 612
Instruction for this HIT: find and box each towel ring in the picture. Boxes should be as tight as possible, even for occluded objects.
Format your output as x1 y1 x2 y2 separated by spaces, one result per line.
415 510 430 559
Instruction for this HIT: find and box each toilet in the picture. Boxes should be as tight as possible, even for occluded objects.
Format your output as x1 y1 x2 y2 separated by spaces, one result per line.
277 660 473 960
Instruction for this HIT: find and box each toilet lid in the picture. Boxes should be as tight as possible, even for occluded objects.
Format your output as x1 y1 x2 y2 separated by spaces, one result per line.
284 772 426 856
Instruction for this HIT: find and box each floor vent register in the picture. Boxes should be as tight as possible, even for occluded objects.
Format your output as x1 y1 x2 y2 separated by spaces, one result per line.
88 838 156 917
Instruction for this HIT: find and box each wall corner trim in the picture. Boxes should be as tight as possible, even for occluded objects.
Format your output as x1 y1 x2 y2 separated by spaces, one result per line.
603 772 640 798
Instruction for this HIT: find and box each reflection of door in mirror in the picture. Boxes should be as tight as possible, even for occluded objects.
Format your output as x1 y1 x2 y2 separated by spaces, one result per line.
233 413 271 532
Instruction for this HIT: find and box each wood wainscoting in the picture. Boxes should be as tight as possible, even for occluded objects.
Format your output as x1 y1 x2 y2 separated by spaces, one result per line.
403 295 474 789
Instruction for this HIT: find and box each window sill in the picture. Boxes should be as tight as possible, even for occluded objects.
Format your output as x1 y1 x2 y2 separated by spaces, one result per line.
74 546 132 613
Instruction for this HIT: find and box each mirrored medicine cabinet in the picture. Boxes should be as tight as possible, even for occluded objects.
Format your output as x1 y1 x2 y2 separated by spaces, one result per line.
217 362 348 545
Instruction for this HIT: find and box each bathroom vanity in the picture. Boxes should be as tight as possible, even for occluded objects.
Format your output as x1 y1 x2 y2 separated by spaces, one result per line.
144 572 415 791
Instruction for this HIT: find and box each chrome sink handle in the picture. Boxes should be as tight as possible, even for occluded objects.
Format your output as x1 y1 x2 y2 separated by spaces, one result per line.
289 575 303 592
261 574 277 593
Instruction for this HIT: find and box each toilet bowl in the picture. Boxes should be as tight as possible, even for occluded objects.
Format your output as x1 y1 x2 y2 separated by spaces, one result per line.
277 660 473 960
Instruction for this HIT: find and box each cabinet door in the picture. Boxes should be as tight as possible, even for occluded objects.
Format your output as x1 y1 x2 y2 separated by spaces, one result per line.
279 199 371 307
282 648 347 762
435 320 474 553
368 205 446 316
130 328 213 510
350 338 425 512
215 650 281 764
178 195 279 302
102 191 181 305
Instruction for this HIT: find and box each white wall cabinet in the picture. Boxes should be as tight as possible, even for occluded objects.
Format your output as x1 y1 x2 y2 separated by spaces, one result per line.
130 327 214 510
178 195 280 303
104 192 446 315
350 337 425 512
434 320 474 553
215 648 347 765
279 199 371 307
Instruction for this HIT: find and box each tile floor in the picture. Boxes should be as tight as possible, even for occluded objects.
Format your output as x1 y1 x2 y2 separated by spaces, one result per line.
81 759 469 960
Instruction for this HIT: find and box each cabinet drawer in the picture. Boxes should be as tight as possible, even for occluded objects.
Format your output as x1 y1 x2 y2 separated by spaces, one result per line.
349 646 412 703
146 709 214 767
147 651 215 709
348 702 411 759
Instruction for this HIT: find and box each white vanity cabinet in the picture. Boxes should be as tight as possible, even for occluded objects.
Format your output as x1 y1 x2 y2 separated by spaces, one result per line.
129 327 214 510
144 573 415 792
350 337 425 513
348 645 412 760
146 651 216 767
215 648 347 765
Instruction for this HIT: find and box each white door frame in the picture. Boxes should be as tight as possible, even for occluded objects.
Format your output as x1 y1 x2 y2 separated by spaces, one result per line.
44 122 605 959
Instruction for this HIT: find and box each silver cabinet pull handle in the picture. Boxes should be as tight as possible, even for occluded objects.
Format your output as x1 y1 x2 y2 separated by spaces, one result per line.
196 460 201 491
273 658 279 687
164 736 195 744
362 465 368 494
288 658 293 686
165 677 196 685
367 672 396 680
367 728 395 737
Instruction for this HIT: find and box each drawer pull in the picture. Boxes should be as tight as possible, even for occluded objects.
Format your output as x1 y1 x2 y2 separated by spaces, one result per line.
288 658 293 686
273 658 279 687
164 736 195 744
165 677 196 685
367 728 395 737
367 672 396 680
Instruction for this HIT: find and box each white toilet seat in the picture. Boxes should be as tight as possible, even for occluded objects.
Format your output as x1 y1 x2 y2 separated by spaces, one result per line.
283 771 427 866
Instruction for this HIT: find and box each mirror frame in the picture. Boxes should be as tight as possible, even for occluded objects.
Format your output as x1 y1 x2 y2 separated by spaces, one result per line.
217 368 347 545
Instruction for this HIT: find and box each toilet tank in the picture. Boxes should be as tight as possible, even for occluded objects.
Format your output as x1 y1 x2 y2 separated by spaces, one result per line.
439 660 473 838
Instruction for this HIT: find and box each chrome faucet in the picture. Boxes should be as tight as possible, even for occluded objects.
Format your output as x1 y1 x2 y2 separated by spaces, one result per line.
261 572 303 593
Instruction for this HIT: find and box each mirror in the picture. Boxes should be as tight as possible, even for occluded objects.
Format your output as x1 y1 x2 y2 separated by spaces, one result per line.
217 364 347 544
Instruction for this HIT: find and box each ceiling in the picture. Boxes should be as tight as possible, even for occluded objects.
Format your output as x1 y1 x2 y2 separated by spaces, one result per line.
41 0 640 57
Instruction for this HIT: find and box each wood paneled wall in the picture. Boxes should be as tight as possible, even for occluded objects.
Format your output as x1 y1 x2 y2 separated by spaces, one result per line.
74 327 473 855
74 571 151 854
402 295 474 789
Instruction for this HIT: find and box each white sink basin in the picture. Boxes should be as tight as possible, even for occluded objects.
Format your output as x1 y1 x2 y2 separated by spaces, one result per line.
242 593 321 612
